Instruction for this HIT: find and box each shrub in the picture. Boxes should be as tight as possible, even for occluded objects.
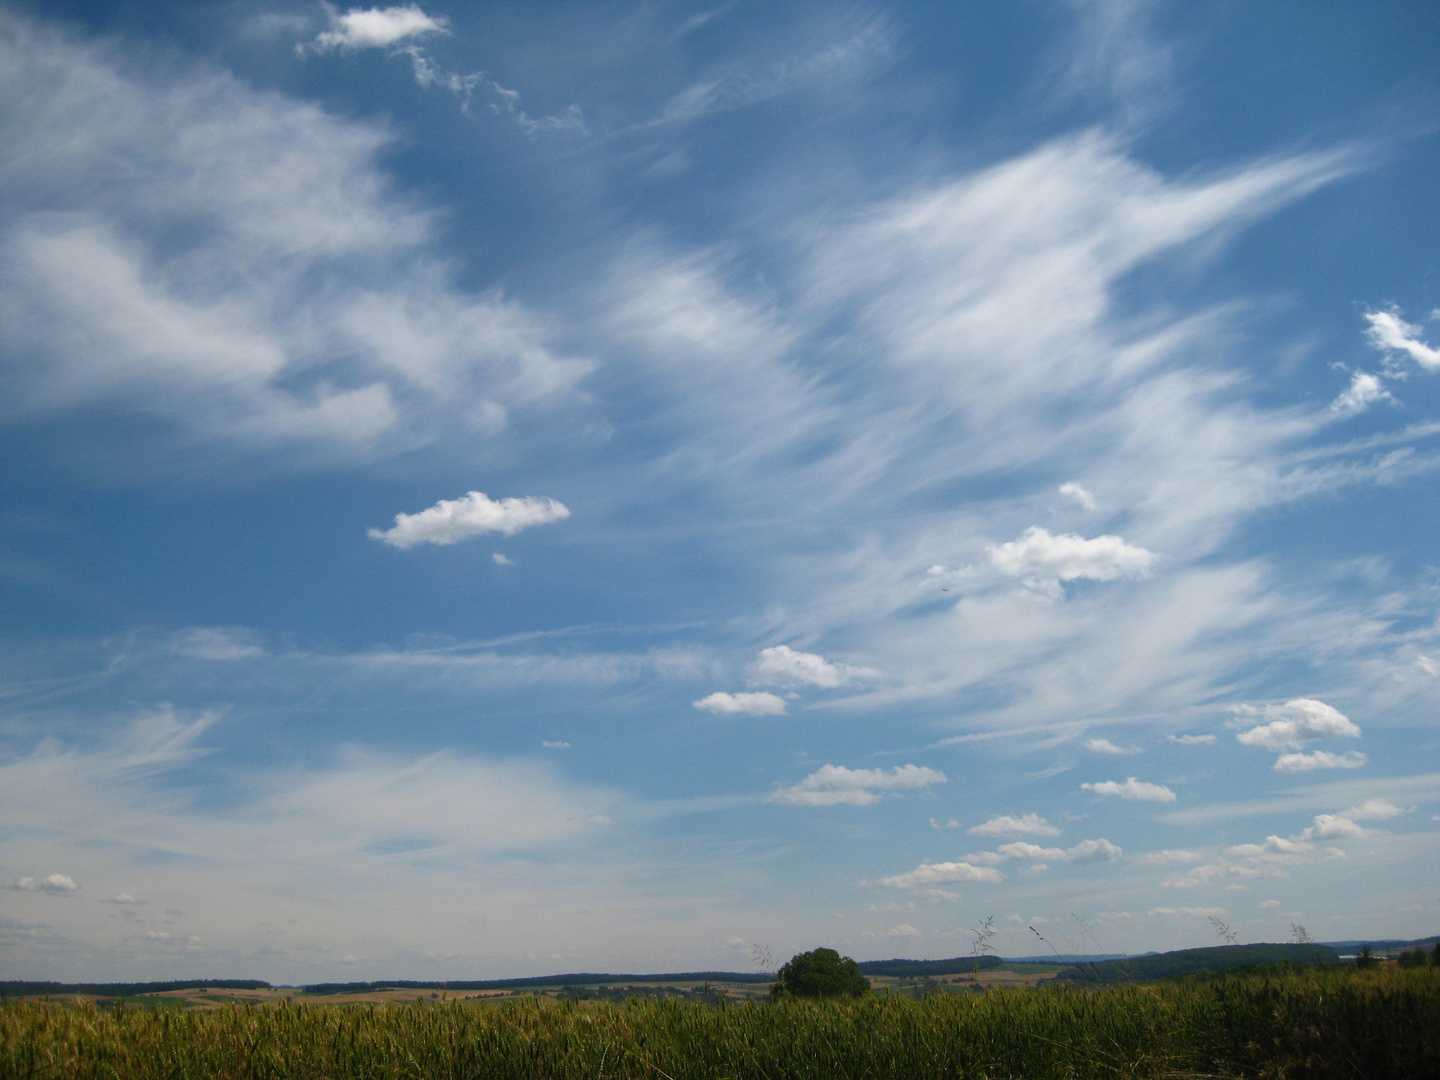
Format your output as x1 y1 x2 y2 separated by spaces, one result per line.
770 948 871 999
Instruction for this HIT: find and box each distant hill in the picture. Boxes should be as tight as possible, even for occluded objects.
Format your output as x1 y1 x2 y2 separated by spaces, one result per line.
0 979 269 998
1054 943 1339 984
301 972 775 995
855 956 1003 977
1322 936 1440 955
999 953 1134 964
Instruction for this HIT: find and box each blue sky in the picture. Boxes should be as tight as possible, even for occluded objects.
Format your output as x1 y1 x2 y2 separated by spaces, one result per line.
0 0 1437 982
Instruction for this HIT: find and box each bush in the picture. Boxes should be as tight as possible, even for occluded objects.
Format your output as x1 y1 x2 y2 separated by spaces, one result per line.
770 948 871 999
1397 947 1431 969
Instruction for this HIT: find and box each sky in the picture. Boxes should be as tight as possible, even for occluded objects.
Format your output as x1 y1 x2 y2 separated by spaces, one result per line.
0 0 1437 984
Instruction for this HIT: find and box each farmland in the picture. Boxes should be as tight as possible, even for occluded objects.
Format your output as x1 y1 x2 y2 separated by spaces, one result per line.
3 964 1436 1078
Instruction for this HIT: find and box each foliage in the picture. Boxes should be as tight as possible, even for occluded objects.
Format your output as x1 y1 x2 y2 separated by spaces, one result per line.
1396 947 1432 969
1055 942 1340 984
1 967 1437 1079
770 948 871 1000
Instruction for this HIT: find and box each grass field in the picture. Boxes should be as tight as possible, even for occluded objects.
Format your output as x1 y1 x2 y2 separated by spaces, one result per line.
3 965 1436 1079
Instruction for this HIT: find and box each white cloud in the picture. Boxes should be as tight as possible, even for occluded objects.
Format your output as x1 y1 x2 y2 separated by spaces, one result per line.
1148 906 1226 918
1259 899 1280 909
100 893 143 905
311 5 447 52
770 764 946 807
751 644 872 688
1058 482 1097 510
1366 309 1440 371
0 16 591 471
1274 750 1367 773
1342 798 1405 821
967 813 1060 838
1141 849 1202 864
1226 835 1312 858
966 838 1121 865
1066 838 1123 864
877 861 1004 889
887 923 922 937
369 492 570 548
1234 699 1361 751
1085 738 1140 755
988 527 1155 594
693 691 787 716
1081 777 1176 802
12 874 80 894
541 741 570 749
1296 798 1404 841
173 627 264 661
492 553 516 566
1330 371 1391 415
1167 734 1216 745
1161 861 1275 888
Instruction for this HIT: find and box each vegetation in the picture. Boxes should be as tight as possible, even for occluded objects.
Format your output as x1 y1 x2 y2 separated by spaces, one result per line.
1054 942 1339 984
770 948 870 999
2 965 1435 1079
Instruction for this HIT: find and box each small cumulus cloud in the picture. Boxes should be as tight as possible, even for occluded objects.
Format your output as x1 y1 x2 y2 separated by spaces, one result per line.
1259 899 1280 909
1226 836 1312 859
1366 308 1440 371
770 764 946 807
751 644 874 688
1058 482 1097 510
12 874 80 894
492 552 516 566
1274 750 1366 773
966 838 1121 866
99 893 145 905
1330 371 1392 415
541 740 570 749
1297 798 1403 841
877 861 1004 889
1167 733 1216 746
310 5 447 52
1148 906 1226 918
887 923 923 937
370 491 570 548
1233 699 1360 751
1141 850 1202 864
930 818 960 830
693 691 787 716
1085 738 1140 755
1081 777 1176 802
988 526 1155 595
967 813 1059 838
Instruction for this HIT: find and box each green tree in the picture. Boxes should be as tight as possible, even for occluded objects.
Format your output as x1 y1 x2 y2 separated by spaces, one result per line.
770 948 871 1000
